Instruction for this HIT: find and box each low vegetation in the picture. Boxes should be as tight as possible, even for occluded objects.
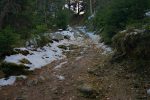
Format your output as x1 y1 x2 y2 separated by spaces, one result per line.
113 28 150 60
90 0 150 71
58 45 68 50
36 35 53 47
14 49 30 56
0 0 71 57
0 27 20 57
19 58 32 64
92 0 150 44
0 62 31 78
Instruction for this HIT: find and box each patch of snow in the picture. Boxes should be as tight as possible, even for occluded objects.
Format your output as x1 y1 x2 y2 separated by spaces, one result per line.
5 43 65 70
77 26 101 44
58 29 63 31
0 75 27 86
147 89 150 95
80 51 84 54
61 31 75 40
54 61 68 69
120 30 127 33
14 47 28 51
65 4 69 9
5 54 25 65
2 26 112 86
97 43 112 54
77 26 112 54
146 11 150 17
4 26 85 71
86 32 100 43
77 26 100 43
88 14 95 20
2 26 86 86
79 11 85 15
0 76 16 86
129 32 138 35
75 56 83 61
17 75 27 79
56 75 65 81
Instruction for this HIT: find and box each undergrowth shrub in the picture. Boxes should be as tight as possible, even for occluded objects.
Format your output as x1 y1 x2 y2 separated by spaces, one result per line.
19 58 32 64
37 35 53 47
93 0 149 44
112 28 150 60
0 26 20 56
56 10 69 30
0 62 31 78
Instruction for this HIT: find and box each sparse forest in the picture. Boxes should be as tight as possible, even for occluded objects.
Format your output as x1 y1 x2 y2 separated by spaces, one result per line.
0 0 150 100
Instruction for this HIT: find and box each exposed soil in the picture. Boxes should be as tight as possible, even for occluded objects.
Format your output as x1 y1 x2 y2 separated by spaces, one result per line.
0 33 145 100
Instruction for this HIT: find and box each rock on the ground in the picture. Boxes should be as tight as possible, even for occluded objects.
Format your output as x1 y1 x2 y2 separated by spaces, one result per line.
56 75 65 81
78 84 94 95
147 89 150 95
26 79 38 86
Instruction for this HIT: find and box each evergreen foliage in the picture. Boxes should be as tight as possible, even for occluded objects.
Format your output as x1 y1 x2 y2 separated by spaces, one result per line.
93 0 149 44
56 10 69 30
0 0 70 55
0 26 20 54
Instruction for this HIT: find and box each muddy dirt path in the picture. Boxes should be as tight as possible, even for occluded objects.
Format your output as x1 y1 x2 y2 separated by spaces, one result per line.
0 35 137 100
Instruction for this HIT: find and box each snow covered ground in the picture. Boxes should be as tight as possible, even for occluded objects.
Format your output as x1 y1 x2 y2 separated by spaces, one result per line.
0 27 84 86
5 27 83 71
0 76 16 86
0 26 112 86
0 75 27 86
77 26 112 54
146 11 150 17
54 61 68 69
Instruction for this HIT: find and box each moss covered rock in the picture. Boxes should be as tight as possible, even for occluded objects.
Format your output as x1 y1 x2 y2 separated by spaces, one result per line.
14 49 30 56
37 35 53 47
112 28 150 60
58 45 68 50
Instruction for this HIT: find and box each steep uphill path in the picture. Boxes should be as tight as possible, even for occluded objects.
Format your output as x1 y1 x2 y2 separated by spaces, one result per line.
0 27 137 100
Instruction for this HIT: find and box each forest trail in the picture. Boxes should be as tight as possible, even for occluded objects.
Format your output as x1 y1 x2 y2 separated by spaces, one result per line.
0 27 137 100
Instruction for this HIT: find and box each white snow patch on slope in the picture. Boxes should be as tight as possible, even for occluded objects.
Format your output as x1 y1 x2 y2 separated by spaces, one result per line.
0 75 26 86
61 30 75 40
2 27 84 86
5 42 65 70
146 11 150 17
4 27 83 70
56 75 65 81
0 76 16 86
97 43 112 54
77 26 112 54
2 26 112 86
55 61 68 69
76 56 83 61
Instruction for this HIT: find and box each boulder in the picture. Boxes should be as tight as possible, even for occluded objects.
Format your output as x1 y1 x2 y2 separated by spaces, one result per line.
112 28 150 60
77 83 98 98
50 33 64 41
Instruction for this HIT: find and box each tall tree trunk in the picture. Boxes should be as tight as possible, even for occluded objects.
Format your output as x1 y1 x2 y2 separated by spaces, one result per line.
44 0 47 23
77 0 80 15
90 0 92 15
68 0 71 10
0 2 10 29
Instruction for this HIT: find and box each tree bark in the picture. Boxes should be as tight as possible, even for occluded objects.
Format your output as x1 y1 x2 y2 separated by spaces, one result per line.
90 0 92 15
0 1 10 29
78 0 80 15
